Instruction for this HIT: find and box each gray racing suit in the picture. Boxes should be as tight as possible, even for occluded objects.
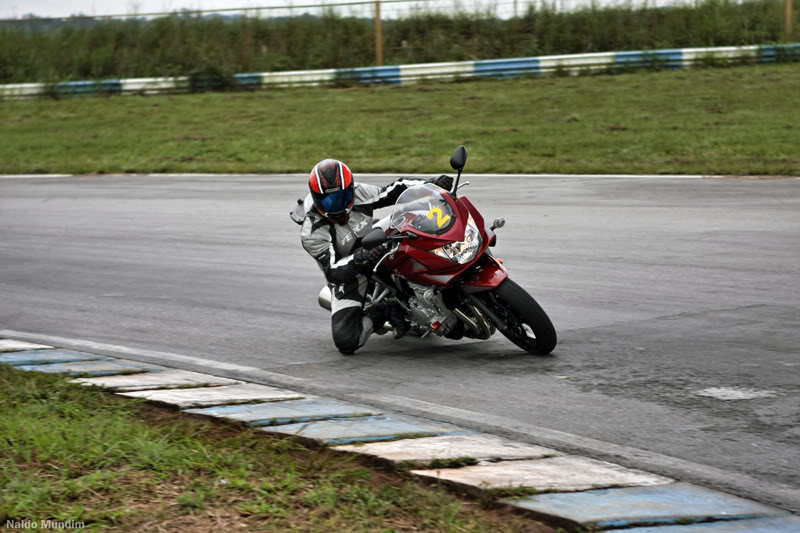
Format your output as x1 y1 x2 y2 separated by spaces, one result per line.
299 178 425 354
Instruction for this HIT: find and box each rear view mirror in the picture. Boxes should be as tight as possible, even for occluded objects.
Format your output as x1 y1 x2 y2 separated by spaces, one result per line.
289 199 305 225
450 145 467 171
361 227 389 250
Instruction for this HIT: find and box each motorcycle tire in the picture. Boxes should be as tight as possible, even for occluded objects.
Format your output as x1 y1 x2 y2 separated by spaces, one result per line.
486 278 557 355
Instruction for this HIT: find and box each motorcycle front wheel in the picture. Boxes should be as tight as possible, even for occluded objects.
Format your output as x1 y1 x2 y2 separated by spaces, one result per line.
485 278 557 355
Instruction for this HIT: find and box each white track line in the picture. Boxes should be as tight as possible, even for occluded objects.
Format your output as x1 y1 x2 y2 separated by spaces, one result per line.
0 173 715 180
2 173 798 180
0 174 73 179
0 329 308 388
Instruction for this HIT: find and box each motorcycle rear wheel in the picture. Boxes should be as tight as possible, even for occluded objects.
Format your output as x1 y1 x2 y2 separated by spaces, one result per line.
486 278 557 355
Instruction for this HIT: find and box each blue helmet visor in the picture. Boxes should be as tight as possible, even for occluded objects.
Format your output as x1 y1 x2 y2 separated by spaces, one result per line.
320 187 354 214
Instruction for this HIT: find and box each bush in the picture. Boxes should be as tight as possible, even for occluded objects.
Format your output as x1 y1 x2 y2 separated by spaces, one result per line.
0 0 795 84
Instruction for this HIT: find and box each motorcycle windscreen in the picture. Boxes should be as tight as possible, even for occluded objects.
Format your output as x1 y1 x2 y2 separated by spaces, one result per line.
389 183 457 236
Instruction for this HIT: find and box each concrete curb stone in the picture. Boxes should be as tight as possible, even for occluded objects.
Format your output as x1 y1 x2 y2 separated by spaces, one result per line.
502 483 790 530
72 368 241 391
15 357 163 376
117 382 304 408
0 339 53 352
0 348 100 366
259 414 466 445
614 515 800 532
412 455 673 493
334 434 563 467
185 398 378 426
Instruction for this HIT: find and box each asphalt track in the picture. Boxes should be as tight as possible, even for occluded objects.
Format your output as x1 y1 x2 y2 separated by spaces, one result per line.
1 174 799 511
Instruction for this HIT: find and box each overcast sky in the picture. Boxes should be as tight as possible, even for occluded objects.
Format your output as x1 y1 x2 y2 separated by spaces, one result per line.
0 0 534 20
4 1 310 19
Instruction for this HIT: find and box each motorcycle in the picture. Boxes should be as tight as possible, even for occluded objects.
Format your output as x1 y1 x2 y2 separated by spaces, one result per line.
315 146 556 355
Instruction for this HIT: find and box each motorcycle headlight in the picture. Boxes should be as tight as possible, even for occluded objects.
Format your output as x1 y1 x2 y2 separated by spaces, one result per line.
432 216 482 264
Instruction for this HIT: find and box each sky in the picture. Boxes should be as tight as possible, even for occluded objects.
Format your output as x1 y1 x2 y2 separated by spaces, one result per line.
0 0 556 21
4 1 303 19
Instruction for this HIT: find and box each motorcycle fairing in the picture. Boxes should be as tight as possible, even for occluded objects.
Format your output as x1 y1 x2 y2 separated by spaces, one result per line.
460 255 508 293
385 193 498 287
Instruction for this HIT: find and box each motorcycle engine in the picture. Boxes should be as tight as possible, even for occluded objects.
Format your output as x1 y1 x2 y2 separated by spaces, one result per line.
406 282 458 335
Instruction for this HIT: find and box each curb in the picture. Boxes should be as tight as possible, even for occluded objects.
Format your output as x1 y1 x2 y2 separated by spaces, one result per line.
2 337 799 532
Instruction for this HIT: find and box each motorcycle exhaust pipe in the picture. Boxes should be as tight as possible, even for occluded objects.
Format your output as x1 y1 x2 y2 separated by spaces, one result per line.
453 308 482 336
318 285 332 311
466 294 506 331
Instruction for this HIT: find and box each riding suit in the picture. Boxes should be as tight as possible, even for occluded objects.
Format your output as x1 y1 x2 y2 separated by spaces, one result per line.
299 178 426 354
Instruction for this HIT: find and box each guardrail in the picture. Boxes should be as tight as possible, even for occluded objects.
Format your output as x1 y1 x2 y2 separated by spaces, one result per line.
2 44 798 99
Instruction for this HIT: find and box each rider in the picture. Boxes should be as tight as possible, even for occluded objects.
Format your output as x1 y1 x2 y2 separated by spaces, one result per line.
297 158 453 355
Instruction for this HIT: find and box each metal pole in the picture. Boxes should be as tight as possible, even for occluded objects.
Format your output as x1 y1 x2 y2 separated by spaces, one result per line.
787 0 794 40
375 0 384 66
514 0 518 18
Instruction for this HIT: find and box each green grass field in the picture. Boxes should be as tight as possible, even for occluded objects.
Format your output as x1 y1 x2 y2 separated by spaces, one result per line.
0 365 550 532
1 63 798 176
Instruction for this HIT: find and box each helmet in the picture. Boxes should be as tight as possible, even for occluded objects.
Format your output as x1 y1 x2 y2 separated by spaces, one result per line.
309 159 355 223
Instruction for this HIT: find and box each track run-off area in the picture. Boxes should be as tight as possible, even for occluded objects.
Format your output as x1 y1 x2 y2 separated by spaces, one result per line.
1 173 799 511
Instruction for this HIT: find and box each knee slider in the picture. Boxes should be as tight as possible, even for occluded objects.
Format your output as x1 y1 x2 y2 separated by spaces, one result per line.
332 316 362 354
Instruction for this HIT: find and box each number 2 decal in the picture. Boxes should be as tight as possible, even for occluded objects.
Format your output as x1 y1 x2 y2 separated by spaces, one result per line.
427 207 451 229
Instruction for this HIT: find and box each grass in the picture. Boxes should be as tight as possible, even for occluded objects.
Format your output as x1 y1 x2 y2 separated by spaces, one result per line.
1 63 799 176
429 457 480 469
486 487 540 499
0 365 552 532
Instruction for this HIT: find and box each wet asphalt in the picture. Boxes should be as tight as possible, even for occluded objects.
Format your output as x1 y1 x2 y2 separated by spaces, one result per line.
1 174 798 508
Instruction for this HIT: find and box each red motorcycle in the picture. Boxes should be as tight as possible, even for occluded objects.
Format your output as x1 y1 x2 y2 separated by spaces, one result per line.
319 146 557 355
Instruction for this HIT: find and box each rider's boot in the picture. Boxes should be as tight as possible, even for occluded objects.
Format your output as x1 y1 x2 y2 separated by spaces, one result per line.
388 305 410 339
366 304 390 336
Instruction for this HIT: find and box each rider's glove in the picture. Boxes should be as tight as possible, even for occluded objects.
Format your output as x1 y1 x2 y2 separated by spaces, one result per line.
353 243 389 266
428 174 454 192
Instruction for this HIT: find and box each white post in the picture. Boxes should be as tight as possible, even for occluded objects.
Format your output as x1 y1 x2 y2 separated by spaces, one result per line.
375 1 384 66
